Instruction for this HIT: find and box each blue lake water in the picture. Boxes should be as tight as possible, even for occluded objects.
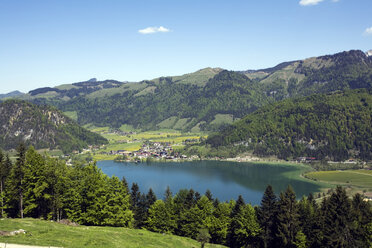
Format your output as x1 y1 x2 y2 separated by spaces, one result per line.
97 160 321 205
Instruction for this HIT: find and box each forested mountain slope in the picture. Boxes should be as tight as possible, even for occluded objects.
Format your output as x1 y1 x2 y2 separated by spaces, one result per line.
9 49 372 132
206 89 372 161
0 100 107 152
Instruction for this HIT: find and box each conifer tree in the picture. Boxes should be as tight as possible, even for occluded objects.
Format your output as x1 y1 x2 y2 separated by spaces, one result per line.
164 185 172 201
9 143 26 218
351 193 372 247
205 189 213 201
227 195 246 246
257 185 277 248
130 182 140 214
146 188 157 208
275 185 300 248
321 186 354 247
209 201 232 245
102 176 133 227
121 176 129 193
0 151 11 217
230 204 261 247
23 146 48 218
185 189 196 209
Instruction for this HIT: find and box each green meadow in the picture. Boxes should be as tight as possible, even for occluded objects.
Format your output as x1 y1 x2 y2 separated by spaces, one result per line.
0 218 225 248
305 170 372 192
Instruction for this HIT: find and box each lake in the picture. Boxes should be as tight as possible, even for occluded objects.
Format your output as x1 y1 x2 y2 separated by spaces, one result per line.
97 160 321 205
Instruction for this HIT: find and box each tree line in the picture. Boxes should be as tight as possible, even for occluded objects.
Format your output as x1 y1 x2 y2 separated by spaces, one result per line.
0 145 371 247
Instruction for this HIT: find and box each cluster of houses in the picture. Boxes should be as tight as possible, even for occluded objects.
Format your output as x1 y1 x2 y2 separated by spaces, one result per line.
105 142 188 161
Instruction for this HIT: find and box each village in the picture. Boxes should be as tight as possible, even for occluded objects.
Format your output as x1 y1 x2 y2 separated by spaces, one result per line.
102 141 196 162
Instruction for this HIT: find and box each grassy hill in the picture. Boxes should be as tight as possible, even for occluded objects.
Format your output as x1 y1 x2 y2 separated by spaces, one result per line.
0 100 107 153
206 89 372 161
0 218 225 248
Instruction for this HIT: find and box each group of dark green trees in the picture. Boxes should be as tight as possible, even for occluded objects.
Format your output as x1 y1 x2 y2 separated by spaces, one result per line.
1 145 371 247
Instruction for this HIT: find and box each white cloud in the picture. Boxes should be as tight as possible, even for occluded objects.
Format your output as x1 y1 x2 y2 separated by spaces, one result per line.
364 27 372 35
138 26 170 34
299 0 324 6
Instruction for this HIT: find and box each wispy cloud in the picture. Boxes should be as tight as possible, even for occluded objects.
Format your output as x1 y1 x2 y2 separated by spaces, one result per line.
138 26 170 34
364 27 372 36
299 0 325 6
299 0 340 6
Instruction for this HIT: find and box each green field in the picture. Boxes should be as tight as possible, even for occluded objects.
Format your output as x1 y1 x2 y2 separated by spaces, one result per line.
0 218 224 248
305 170 372 191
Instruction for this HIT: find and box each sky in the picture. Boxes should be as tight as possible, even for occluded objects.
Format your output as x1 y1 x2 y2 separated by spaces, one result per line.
0 0 371 93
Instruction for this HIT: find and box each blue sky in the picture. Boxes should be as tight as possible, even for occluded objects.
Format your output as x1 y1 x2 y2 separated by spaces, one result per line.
0 0 371 93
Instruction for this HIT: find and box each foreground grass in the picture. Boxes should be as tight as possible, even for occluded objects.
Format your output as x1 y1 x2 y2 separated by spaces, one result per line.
0 218 224 248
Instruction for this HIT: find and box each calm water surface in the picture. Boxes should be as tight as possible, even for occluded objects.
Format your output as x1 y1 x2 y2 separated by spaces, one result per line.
97 160 321 205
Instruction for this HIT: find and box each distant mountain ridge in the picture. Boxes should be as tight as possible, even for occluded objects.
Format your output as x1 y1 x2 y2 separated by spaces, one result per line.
7 49 372 132
0 90 24 99
0 100 108 152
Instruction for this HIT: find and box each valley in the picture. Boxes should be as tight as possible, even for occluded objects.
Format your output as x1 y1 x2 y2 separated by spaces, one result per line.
1 49 371 248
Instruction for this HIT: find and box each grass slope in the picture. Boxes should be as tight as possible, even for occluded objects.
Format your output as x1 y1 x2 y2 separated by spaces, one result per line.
0 218 225 248
306 170 372 190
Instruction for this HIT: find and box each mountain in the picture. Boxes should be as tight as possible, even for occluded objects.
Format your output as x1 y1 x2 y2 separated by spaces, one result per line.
206 89 372 161
9 49 372 132
0 100 108 153
0 90 24 99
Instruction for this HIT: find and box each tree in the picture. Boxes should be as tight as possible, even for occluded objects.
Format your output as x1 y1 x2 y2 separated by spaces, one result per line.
164 185 172 202
0 151 12 217
297 193 323 248
257 185 277 248
209 201 232 245
230 204 261 247
146 199 177 233
351 193 372 247
275 185 300 248
8 143 27 218
121 176 129 193
102 176 133 227
205 189 213 201
321 186 354 247
22 146 49 218
196 228 211 248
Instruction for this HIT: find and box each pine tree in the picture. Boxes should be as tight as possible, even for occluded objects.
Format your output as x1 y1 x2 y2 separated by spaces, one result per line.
228 195 246 246
185 189 196 209
0 150 11 217
164 185 172 202
230 204 261 247
322 186 354 247
205 189 213 201
350 193 371 247
231 195 245 217
102 176 133 227
146 188 157 208
257 185 277 248
23 146 48 218
209 201 232 245
146 199 177 234
9 143 27 218
275 185 300 248
121 176 129 193
130 183 141 212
